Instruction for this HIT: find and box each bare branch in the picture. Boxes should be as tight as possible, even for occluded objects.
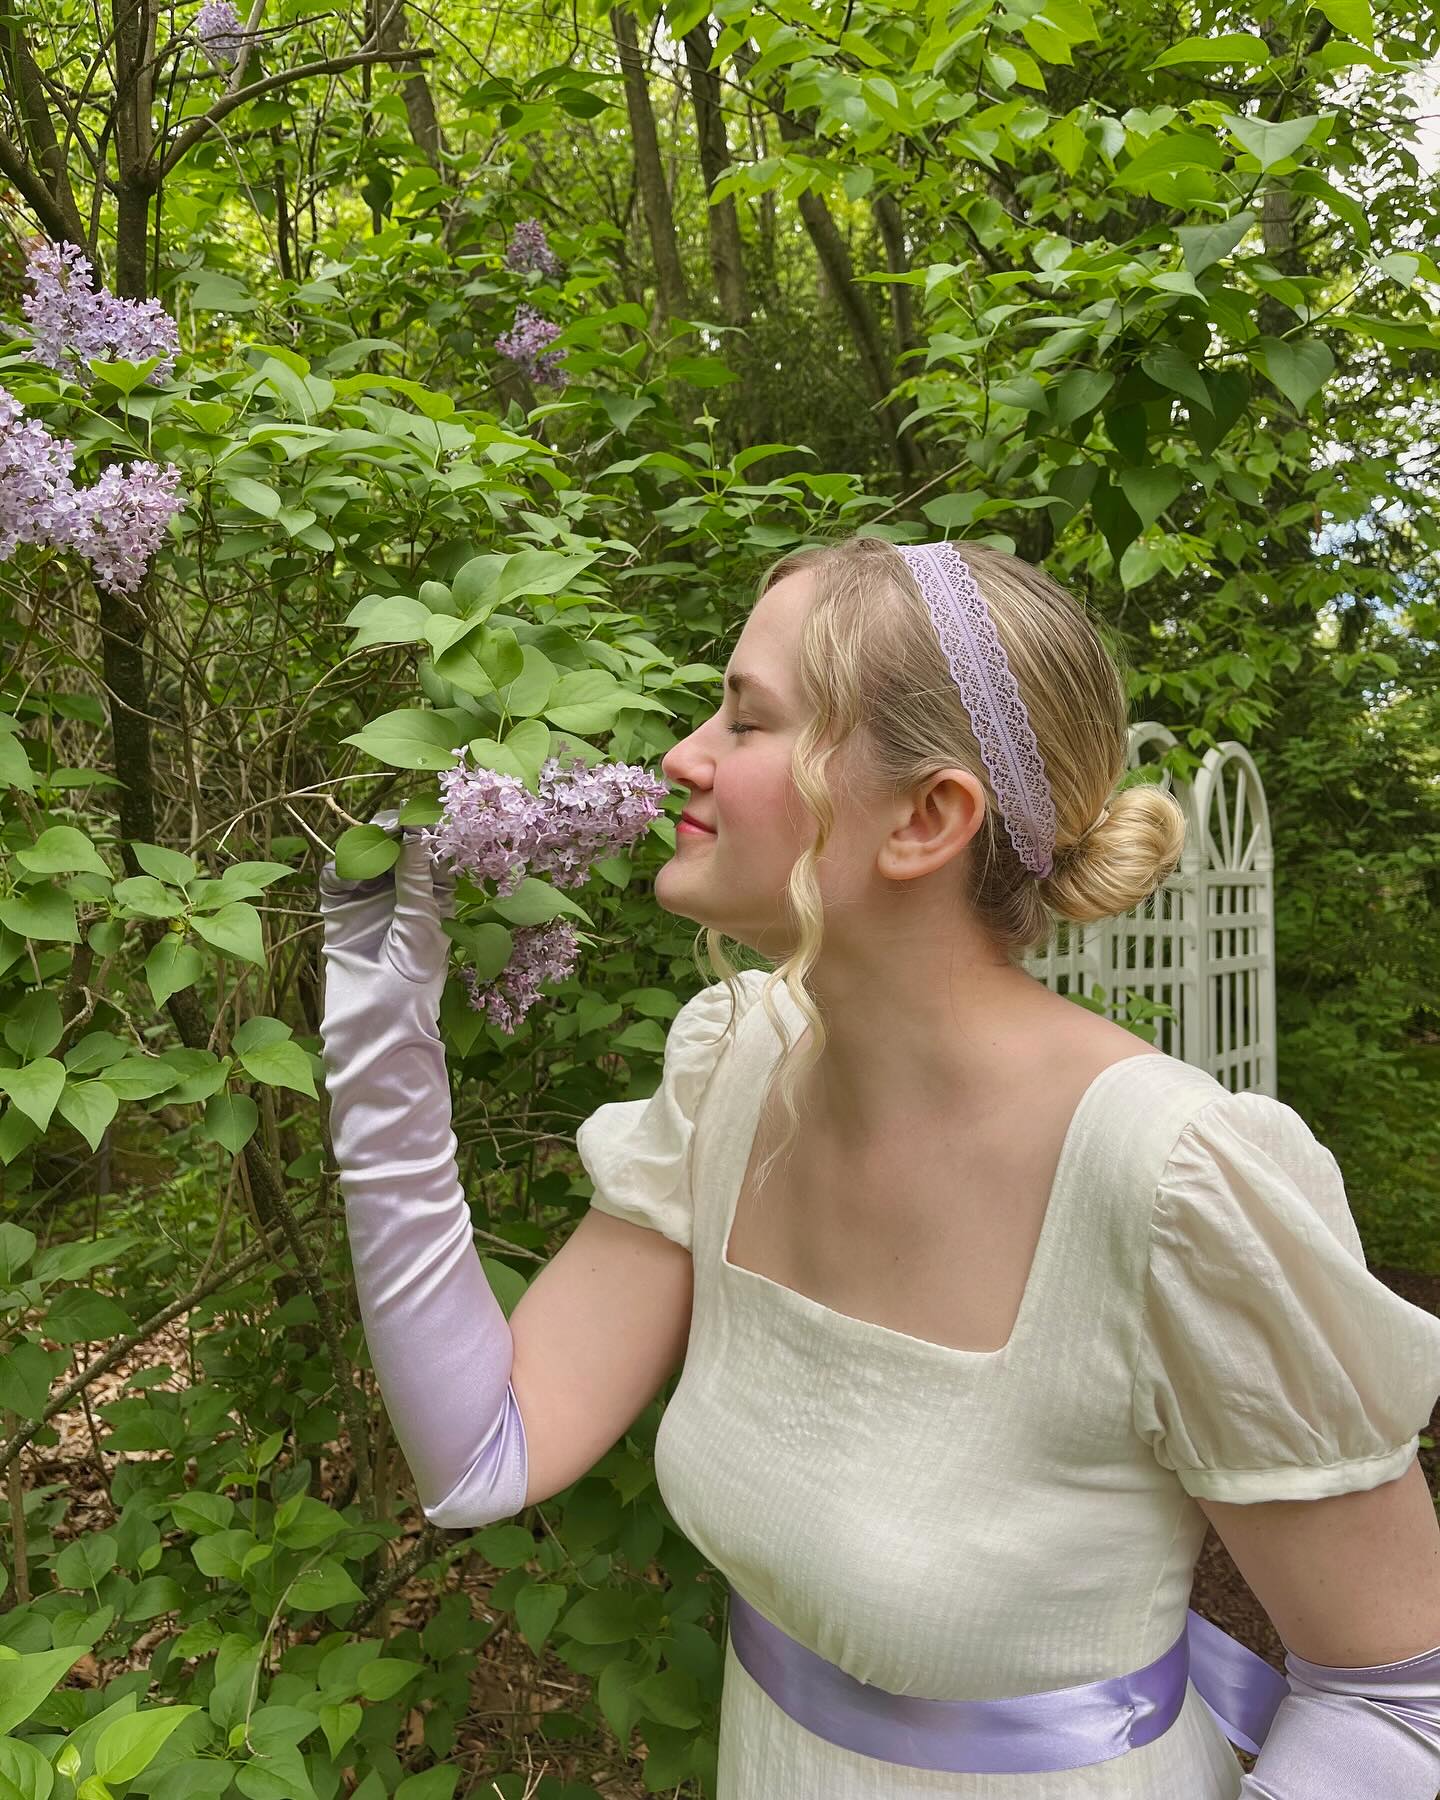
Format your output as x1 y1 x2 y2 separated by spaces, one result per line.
156 43 436 181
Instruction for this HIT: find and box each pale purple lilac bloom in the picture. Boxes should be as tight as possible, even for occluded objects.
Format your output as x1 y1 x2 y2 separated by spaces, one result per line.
196 0 250 65
503 219 564 279
461 918 580 1033
425 749 670 1026
424 749 669 897
495 303 567 388
0 387 184 595
22 239 179 384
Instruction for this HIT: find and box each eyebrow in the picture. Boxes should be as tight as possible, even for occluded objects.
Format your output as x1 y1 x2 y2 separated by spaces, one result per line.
725 670 784 707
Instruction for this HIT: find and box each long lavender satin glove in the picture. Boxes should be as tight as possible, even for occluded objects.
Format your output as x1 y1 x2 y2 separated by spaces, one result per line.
1239 1639 1440 1797
318 817 528 1529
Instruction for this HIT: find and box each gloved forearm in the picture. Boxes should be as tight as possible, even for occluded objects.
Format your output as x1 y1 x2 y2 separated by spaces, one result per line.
319 837 529 1529
1239 1639 1440 1798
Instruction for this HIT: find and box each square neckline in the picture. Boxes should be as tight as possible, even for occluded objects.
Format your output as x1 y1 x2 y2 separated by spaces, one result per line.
717 1020 1167 1363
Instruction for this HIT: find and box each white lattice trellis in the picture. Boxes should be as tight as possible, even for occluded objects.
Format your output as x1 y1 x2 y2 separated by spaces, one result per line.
1022 722 1277 1097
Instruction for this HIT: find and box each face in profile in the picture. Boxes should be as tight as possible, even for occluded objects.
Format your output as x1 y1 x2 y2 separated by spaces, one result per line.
656 570 893 961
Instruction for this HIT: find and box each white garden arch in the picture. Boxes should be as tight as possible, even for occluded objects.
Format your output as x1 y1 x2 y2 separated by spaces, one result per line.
1022 723 1277 1097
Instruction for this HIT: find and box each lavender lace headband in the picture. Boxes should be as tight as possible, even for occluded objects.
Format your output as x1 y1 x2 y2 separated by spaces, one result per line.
895 542 1065 879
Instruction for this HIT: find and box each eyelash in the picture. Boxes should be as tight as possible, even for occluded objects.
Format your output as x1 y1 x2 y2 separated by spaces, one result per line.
727 721 756 736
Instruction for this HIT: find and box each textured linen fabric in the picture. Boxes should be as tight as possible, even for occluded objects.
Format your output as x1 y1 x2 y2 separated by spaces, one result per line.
577 969 1440 1798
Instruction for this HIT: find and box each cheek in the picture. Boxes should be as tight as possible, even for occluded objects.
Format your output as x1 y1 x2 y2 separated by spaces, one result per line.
717 747 804 839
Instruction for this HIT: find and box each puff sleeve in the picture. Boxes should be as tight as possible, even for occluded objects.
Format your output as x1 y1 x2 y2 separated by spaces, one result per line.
1131 1090 1440 1504
574 975 751 1254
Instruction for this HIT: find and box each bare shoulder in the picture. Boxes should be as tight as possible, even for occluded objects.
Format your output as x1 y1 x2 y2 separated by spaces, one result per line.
1039 1004 1168 1086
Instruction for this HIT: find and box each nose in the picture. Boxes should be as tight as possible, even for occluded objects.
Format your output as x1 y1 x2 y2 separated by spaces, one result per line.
661 715 714 790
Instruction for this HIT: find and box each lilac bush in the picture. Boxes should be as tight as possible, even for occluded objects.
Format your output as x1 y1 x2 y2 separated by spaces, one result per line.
196 0 250 65
495 303 567 388
0 387 184 595
503 219 564 279
23 239 179 384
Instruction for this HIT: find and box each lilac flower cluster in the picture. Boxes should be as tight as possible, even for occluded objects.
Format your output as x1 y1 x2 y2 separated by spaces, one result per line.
503 219 564 278
22 239 179 384
196 0 250 65
424 749 670 897
495 303 567 389
425 749 669 1027
0 387 184 595
461 918 580 1034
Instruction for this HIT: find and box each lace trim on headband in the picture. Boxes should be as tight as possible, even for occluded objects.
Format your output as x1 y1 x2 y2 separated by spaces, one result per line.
897 543 1058 879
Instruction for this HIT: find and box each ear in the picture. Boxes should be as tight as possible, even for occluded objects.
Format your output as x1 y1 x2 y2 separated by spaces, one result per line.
876 767 987 880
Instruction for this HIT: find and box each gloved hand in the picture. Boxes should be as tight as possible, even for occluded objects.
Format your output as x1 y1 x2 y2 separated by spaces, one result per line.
318 814 529 1527
1238 1638 1440 1798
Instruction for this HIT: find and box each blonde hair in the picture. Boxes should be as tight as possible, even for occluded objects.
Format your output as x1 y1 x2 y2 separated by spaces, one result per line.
685 531 1186 1196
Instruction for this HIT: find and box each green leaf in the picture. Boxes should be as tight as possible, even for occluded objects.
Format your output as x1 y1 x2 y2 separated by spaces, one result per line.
1220 111 1323 171
4 991 63 1059
222 476 281 519
0 728 37 794
50 1029 119 1085
1147 32 1270 67
170 1491 235 1535
1176 209 1254 276
56 1080 120 1153
1252 336 1334 412
124 1576 187 1621
132 843 198 886
394 1770 458 1800
318 1702 362 1760
191 902 265 965
146 936 203 1007
0 1647 90 1734
288 1559 365 1613
45 1285 133 1342
0 1059 66 1130
332 824 401 879
1049 367 1113 428
341 708 463 771
355 1658 423 1701
1117 466 1184 529
98 1057 181 1100
0 1339 67 1416
274 1493 346 1549
56 1532 118 1591
89 355 166 394
0 884 79 942
94 1707 200 1784
1313 0 1373 43
513 1581 567 1655
1140 347 1213 412
344 594 430 649
235 1036 316 1100
15 826 111 878
1115 129 1224 188
202 1093 259 1155
0 1223 37 1282
112 875 183 919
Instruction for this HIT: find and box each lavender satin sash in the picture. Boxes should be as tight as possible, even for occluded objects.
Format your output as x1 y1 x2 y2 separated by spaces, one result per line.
727 1586 1289 1774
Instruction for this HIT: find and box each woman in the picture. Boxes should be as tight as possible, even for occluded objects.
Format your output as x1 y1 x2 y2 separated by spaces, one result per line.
318 534 1440 1797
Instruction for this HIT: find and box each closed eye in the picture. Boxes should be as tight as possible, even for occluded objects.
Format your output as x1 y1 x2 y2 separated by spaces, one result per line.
727 721 756 736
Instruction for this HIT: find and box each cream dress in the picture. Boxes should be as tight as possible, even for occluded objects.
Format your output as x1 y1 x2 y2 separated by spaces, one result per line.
575 969 1440 1799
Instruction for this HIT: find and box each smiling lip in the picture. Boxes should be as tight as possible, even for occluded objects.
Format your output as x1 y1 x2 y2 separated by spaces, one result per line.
678 814 716 834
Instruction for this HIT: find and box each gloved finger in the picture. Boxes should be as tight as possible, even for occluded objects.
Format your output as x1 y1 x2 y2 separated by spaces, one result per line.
386 830 451 984
319 812 405 950
319 862 395 957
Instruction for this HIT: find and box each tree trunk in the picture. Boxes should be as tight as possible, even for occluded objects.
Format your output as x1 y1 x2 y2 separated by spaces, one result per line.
610 5 690 326
0 0 87 247
872 192 919 364
773 109 924 482
111 0 157 298
683 19 749 326
373 0 451 176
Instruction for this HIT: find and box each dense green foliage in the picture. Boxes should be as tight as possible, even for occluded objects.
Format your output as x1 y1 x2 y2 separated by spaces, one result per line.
1 0 1438 1793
